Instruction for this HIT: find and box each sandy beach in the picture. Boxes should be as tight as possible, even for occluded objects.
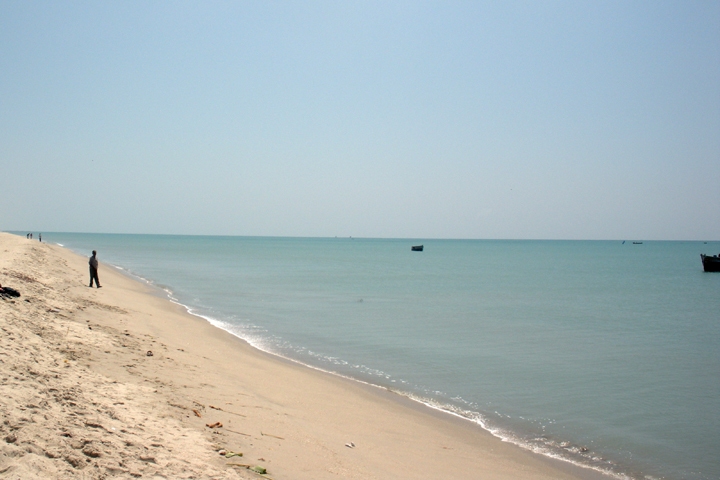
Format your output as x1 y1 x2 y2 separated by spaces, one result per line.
0 232 606 479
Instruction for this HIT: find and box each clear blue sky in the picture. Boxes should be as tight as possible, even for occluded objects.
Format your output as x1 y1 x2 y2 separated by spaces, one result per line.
2 1 718 239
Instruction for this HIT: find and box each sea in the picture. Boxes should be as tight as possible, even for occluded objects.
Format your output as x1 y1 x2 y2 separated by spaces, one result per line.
16 233 720 480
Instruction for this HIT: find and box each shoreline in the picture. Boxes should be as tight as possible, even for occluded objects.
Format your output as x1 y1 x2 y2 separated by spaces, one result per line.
1 232 610 479
177 302 625 480
185 305 622 480
137 268 624 480
101 264 620 479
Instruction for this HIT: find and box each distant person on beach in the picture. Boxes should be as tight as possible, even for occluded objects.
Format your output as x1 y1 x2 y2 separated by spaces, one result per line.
39 233 42 242
89 250 101 288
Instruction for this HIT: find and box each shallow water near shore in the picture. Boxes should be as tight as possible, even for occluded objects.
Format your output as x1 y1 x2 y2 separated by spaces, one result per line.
20 233 720 479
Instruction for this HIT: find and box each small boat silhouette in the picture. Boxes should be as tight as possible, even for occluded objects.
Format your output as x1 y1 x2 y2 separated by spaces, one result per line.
700 254 720 272
411 245 424 252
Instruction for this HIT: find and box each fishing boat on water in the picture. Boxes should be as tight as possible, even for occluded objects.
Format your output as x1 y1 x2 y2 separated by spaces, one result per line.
701 254 720 272
411 245 424 252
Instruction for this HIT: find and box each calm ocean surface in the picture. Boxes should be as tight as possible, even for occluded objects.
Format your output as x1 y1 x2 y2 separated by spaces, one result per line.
20 233 720 479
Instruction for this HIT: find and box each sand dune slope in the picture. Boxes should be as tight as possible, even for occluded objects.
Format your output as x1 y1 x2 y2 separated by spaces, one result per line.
0 235 248 479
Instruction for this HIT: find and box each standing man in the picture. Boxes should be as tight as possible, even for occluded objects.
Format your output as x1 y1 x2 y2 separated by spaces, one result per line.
89 250 101 288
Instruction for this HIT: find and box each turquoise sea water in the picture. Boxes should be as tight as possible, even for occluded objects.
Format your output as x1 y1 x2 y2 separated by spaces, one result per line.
15 233 720 479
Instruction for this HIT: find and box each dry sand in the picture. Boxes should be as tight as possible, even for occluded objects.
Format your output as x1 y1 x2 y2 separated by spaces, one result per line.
0 232 607 479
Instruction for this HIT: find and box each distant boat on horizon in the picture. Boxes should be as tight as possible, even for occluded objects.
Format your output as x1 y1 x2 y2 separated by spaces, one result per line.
633 242 643 245
411 245 424 252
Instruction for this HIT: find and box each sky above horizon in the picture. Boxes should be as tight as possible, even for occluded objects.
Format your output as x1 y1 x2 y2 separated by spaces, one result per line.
1 1 718 240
